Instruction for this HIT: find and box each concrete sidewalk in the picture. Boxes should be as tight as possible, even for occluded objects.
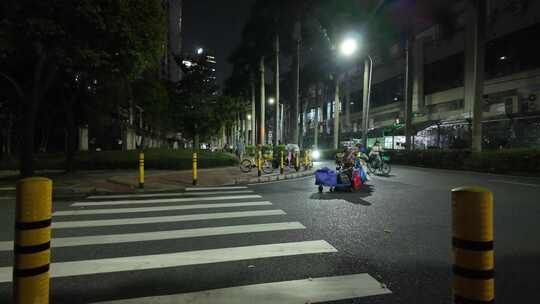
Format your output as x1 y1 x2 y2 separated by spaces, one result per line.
0 166 315 199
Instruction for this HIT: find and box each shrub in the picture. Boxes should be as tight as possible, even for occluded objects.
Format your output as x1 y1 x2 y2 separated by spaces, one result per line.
0 149 238 171
245 145 256 156
388 149 540 175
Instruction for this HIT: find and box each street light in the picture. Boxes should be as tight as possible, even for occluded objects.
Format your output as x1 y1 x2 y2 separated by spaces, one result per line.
340 38 358 57
197 48 204 55
268 97 275 105
247 114 252 120
339 36 373 147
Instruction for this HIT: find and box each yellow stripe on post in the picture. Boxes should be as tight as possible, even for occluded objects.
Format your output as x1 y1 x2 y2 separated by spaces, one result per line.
139 152 144 189
451 187 494 304
192 152 198 185
257 149 263 176
280 150 284 175
14 177 52 304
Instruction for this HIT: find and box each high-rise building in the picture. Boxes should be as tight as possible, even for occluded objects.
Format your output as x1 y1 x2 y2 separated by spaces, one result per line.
161 0 183 83
182 47 217 88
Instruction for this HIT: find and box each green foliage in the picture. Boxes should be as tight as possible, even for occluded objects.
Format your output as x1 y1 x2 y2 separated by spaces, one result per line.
387 149 540 176
245 145 256 156
170 59 249 143
0 149 238 171
133 71 171 133
1 0 167 175
170 65 220 142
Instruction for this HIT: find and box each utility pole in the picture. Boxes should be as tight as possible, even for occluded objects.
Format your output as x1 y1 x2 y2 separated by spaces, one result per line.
275 35 280 146
333 76 340 149
361 58 372 147
251 77 256 146
344 76 351 132
259 56 266 145
244 112 249 146
466 0 486 152
404 38 414 151
292 21 301 145
314 82 322 149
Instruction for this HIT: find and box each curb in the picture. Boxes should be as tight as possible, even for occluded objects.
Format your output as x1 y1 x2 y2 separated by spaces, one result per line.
235 170 314 184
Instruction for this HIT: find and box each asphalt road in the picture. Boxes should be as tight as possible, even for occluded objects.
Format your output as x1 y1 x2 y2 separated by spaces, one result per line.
0 164 539 303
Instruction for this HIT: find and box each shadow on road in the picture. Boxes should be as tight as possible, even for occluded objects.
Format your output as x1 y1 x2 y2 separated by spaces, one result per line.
309 184 374 206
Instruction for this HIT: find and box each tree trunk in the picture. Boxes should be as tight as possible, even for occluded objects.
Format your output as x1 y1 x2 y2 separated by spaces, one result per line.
467 0 486 152
292 21 301 145
362 58 372 147
18 53 56 177
299 98 304 149
251 78 256 146
314 82 323 149
64 102 78 173
344 77 351 132
20 101 38 177
39 111 53 153
259 56 266 145
333 77 340 149
274 34 280 146
193 134 200 150
404 38 414 151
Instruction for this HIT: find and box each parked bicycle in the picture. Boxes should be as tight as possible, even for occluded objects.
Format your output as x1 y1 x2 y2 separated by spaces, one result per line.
239 156 274 174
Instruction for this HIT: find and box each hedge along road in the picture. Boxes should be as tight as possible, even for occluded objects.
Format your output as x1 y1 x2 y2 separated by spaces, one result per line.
0 149 238 171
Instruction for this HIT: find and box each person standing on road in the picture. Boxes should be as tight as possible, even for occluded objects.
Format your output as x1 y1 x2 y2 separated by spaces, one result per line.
369 140 383 168
236 138 245 160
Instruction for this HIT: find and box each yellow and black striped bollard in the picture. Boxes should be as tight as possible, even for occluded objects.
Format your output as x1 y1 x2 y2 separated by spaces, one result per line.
280 150 284 175
138 152 144 189
452 187 494 304
257 150 262 177
192 152 198 185
13 177 52 304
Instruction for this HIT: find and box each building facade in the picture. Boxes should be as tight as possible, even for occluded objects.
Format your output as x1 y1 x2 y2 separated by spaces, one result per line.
308 0 540 150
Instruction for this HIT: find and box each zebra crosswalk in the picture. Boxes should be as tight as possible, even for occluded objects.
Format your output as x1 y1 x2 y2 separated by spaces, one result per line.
0 186 391 303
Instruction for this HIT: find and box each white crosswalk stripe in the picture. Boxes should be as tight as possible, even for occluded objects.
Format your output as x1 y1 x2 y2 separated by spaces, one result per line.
94 274 391 304
186 186 248 191
0 240 336 283
53 209 287 229
54 201 272 216
86 190 253 200
71 194 262 207
0 222 306 251
0 187 391 303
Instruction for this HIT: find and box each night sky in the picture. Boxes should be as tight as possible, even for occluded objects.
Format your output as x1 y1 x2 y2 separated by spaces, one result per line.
182 0 257 88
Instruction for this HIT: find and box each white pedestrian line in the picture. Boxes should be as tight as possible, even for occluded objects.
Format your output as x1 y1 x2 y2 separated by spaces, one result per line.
86 190 253 200
55 201 273 216
94 273 390 304
72 194 262 207
52 210 286 229
186 186 247 191
0 187 15 191
0 240 337 283
489 180 540 188
0 222 306 251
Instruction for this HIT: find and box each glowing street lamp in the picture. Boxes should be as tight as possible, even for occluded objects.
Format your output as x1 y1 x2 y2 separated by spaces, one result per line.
340 38 358 57
268 97 275 105
247 114 252 120
197 48 204 55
